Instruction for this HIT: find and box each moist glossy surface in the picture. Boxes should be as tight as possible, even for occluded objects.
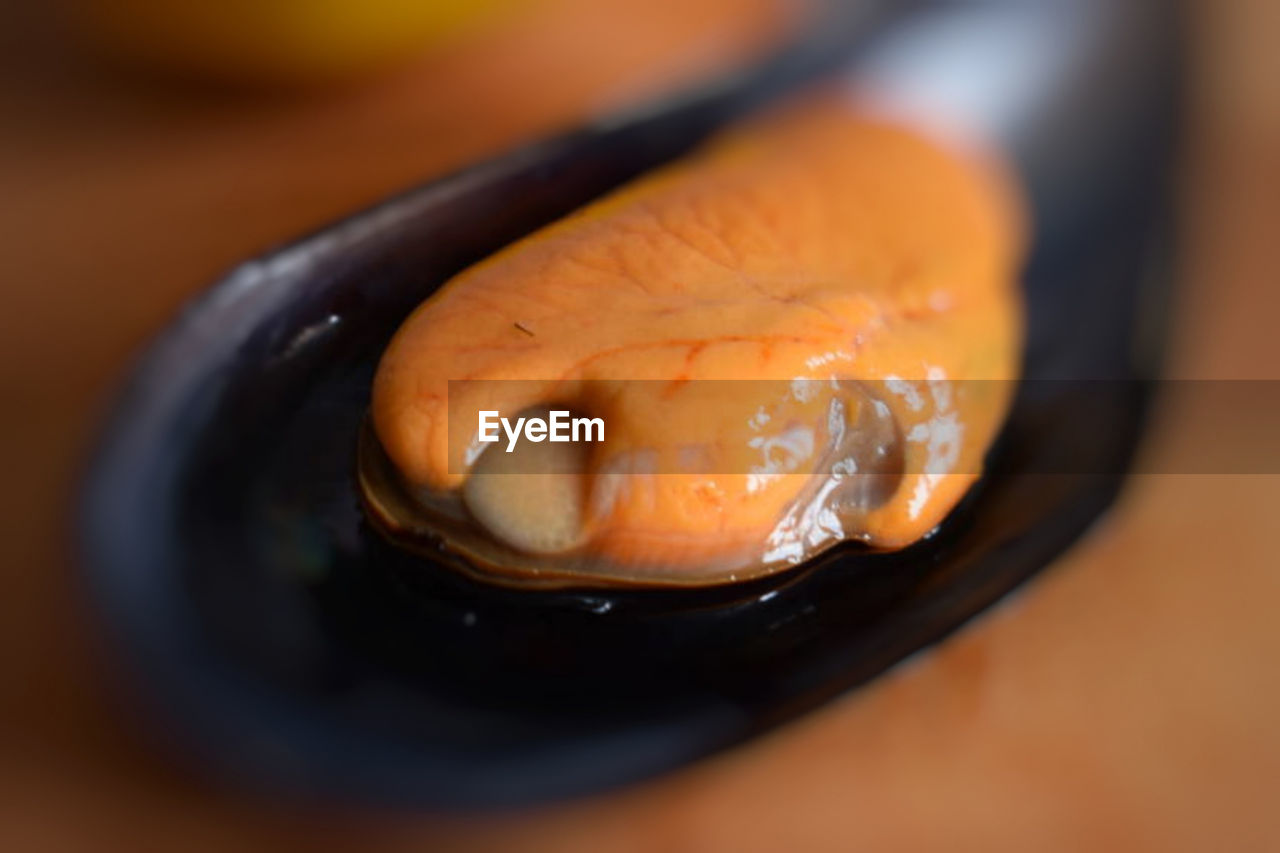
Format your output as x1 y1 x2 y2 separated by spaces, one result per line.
367 100 1024 586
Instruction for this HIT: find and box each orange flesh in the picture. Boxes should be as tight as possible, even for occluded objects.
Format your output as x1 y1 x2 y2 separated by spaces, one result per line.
370 90 1025 584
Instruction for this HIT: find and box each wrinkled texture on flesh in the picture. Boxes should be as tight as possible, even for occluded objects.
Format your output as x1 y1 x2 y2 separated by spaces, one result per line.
369 91 1025 584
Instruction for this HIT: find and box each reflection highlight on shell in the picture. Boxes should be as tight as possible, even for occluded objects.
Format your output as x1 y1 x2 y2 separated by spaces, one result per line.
359 90 1025 588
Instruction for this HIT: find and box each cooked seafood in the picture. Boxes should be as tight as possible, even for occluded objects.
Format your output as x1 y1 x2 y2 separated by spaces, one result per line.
361 90 1024 586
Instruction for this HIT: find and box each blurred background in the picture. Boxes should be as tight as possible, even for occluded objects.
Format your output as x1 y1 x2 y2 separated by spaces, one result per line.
1 0 1278 849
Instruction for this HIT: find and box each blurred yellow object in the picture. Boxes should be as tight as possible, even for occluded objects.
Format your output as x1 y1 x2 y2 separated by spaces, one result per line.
74 0 530 84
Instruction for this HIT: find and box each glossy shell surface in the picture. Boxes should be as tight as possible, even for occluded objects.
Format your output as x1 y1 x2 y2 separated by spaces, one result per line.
78 1 1180 808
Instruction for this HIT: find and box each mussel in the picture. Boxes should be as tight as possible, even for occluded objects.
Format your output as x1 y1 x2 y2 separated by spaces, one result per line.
358 93 1024 588
79 0 1180 807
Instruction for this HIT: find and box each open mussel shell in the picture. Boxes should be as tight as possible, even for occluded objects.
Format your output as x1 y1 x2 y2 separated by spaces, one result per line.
79 1 1181 809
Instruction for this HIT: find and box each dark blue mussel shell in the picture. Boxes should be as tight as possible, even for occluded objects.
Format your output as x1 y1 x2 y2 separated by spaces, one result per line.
79 0 1182 808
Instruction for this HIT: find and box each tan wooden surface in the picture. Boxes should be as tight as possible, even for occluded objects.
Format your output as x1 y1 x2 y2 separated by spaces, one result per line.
1 1 1278 850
